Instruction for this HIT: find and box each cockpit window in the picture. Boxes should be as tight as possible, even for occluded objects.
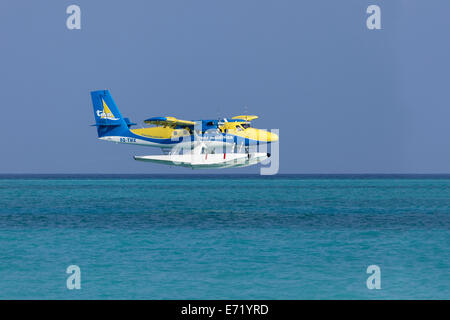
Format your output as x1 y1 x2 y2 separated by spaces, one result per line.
236 125 244 131
241 123 251 129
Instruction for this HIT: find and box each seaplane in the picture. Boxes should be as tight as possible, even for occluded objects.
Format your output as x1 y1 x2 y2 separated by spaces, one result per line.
90 89 278 169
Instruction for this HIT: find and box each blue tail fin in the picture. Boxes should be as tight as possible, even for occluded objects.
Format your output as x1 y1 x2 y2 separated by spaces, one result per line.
90 90 130 137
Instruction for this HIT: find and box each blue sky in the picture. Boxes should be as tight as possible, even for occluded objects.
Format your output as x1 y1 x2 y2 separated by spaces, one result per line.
0 1 449 173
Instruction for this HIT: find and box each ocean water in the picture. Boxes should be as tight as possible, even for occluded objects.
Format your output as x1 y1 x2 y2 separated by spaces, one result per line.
0 175 449 300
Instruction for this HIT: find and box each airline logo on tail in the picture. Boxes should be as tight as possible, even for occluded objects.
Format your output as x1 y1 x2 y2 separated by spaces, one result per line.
96 99 119 120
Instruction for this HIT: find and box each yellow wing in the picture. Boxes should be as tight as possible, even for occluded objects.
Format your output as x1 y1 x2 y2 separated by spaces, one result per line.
231 115 259 121
143 116 196 127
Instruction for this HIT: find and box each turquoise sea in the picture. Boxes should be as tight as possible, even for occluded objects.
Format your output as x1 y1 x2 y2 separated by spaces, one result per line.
0 175 449 299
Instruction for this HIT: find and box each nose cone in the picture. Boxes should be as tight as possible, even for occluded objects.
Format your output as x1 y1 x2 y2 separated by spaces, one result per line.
268 131 279 142
258 130 278 142
244 128 279 143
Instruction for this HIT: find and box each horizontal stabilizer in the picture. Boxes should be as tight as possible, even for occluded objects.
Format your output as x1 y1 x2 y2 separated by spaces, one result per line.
91 122 121 127
124 118 137 127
